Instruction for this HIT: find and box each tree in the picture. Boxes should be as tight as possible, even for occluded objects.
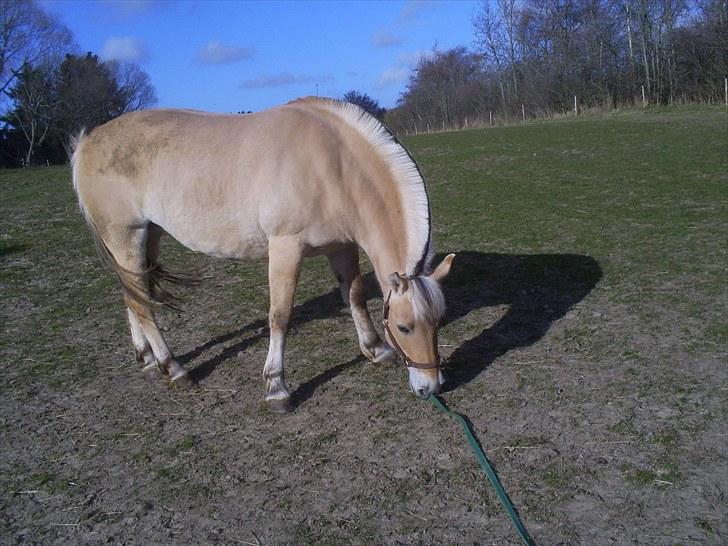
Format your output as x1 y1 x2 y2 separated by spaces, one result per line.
1 51 157 165
54 52 156 155
392 47 483 132
672 0 728 101
342 90 386 119
0 0 74 97
1 63 56 165
108 61 157 113
474 0 508 108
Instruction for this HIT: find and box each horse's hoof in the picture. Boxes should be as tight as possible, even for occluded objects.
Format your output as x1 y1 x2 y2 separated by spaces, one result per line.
360 347 375 360
142 361 162 379
372 344 396 363
267 397 294 413
169 369 193 389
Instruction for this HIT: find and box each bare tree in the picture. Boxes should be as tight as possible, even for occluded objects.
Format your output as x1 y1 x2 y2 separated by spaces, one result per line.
390 47 483 133
2 63 57 165
499 0 520 101
0 0 74 97
107 61 158 112
474 0 508 108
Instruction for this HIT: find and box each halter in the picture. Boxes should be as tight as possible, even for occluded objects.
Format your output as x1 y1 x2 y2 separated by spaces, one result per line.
382 288 441 370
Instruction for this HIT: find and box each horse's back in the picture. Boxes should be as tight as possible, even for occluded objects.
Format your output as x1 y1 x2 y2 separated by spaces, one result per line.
72 104 373 259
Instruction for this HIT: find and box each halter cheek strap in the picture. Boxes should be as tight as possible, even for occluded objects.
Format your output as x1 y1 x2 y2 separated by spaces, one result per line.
382 289 441 370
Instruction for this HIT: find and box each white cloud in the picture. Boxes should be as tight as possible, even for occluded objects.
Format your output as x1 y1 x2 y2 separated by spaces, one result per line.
399 0 437 23
397 50 430 66
241 72 333 89
372 30 402 48
376 67 409 89
375 50 430 89
196 41 255 64
102 0 173 19
101 37 148 63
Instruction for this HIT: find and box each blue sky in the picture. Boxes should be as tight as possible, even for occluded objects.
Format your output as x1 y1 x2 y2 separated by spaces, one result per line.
42 0 479 113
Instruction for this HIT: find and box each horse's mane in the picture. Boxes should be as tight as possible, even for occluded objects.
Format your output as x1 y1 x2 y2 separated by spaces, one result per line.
291 97 433 276
408 275 446 324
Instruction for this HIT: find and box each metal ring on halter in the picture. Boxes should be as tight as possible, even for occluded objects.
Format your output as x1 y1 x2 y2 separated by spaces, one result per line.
382 289 441 370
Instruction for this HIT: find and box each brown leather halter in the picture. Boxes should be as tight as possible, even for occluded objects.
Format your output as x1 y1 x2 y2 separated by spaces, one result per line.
382 289 441 370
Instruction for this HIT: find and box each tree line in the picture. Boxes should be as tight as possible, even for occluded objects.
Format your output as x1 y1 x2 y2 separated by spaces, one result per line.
385 0 727 134
2 0 725 166
0 0 156 167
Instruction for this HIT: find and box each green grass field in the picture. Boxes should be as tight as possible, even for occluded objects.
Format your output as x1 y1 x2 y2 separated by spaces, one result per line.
1 106 726 544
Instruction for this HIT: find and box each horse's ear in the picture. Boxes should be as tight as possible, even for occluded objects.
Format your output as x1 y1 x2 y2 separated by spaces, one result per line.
431 253 455 283
388 272 409 294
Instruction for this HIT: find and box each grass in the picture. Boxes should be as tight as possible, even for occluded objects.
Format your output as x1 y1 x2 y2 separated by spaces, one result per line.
412 106 726 278
1 105 726 544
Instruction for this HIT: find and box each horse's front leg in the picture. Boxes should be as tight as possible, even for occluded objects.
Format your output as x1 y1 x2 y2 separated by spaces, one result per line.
327 246 394 363
263 236 302 413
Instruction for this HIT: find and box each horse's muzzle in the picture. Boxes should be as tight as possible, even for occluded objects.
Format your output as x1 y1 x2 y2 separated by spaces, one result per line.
412 381 441 399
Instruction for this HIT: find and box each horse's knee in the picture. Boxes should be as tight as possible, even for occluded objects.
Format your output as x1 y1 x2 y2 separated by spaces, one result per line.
349 275 367 308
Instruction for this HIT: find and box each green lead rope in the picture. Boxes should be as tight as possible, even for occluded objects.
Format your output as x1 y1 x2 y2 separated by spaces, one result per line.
428 394 537 546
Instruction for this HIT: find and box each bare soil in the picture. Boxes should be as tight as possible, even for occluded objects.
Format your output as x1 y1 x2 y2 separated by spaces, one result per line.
1 109 726 545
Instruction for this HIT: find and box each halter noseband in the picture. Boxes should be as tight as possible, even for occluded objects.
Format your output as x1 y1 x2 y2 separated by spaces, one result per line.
382 287 441 371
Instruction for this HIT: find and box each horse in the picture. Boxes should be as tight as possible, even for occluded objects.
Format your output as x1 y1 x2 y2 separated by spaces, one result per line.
71 97 455 412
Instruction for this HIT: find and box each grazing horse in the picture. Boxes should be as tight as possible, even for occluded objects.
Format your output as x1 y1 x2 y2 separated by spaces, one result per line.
72 97 454 411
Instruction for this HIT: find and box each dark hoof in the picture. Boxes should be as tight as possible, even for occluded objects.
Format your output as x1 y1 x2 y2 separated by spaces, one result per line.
267 397 294 413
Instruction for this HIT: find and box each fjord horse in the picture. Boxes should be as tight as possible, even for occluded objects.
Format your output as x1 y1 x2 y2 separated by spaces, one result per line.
72 97 454 411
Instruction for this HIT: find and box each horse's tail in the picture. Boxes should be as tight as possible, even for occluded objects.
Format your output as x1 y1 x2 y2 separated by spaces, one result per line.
70 128 86 195
71 130 200 314
85 221 200 313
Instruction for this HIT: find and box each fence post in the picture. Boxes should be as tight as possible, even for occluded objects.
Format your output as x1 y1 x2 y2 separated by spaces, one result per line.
521 104 525 122
489 111 493 126
574 95 577 115
442 120 445 132
641 85 646 107
724 77 727 109
465 116 468 129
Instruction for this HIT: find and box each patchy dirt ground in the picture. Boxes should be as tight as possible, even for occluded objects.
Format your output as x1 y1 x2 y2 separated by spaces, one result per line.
1 108 726 545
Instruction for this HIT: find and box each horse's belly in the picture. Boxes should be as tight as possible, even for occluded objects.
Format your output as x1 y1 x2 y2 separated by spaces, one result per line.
159 215 268 260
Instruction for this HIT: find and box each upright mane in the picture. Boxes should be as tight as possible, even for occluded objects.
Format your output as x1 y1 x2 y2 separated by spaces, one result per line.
292 97 434 276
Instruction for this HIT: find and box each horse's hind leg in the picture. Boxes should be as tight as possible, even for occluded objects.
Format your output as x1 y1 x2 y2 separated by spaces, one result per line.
327 246 394 363
128 308 155 372
104 225 189 384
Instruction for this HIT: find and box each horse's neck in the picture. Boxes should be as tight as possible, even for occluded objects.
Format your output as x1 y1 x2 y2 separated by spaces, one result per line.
354 195 426 297
370 249 403 297
357 226 409 298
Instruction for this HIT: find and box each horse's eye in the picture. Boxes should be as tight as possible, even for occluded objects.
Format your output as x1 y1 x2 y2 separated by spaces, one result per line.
397 325 411 334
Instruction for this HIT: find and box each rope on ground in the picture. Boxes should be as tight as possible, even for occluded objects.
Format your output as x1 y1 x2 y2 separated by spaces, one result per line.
428 394 537 546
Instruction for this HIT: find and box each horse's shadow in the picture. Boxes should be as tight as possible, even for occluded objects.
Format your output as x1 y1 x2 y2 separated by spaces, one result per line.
438 251 601 390
182 251 602 401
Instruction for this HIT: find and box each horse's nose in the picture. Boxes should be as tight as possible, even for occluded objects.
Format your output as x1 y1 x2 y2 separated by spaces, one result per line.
415 386 430 398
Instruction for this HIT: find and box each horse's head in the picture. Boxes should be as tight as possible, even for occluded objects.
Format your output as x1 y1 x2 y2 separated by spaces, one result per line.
383 254 455 398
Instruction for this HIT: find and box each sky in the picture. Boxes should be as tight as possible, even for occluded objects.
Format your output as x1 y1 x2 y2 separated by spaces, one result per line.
41 0 480 114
